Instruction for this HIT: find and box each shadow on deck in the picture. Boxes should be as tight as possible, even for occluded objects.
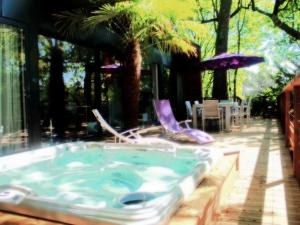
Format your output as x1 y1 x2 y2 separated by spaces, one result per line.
213 118 300 225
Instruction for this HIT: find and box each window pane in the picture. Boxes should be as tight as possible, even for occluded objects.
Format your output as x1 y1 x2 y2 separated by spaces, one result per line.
0 24 27 154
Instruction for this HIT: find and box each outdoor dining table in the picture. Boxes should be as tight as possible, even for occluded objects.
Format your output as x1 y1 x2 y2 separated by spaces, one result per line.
192 102 234 132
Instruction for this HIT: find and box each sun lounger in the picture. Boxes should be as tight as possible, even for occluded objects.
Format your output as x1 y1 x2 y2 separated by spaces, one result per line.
153 100 215 144
92 109 179 146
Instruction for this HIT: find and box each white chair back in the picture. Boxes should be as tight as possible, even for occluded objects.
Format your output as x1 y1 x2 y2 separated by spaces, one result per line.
241 99 251 115
220 99 233 104
92 109 135 143
185 101 193 118
231 102 240 115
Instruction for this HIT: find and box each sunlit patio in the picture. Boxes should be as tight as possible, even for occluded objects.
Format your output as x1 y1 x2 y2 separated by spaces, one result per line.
0 118 299 224
212 119 300 225
0 0 299 224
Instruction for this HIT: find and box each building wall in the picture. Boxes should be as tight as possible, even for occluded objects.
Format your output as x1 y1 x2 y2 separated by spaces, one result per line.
0 0 171 147
1 0 41 147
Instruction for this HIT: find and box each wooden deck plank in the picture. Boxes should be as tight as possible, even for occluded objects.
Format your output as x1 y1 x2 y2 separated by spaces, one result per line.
168 154 239 225
0 211 63 225
211 119 300 225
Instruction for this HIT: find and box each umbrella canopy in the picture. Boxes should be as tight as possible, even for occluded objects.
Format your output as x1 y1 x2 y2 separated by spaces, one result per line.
101 63 121 73
199 53 264 70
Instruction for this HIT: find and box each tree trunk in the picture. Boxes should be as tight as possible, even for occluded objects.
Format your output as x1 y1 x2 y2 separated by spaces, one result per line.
212 0 232 100
122 40 142 129
93 49 101 109
49 46 65 140
234 8 245 101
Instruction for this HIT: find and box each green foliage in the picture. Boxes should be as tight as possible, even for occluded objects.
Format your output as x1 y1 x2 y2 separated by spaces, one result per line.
56 0 205 56
38 35 94 109
197 0 300 101
251 88 279 117
250 66 296 117
202 71 213 98
54 0 300 112
252 0 300 37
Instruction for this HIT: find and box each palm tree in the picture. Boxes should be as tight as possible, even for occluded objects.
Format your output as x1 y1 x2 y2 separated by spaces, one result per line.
56 0 199 128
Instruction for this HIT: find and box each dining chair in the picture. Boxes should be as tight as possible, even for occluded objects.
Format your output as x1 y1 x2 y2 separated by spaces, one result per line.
241 99 251 125
193 100 202 117
230 102 241 127
202 100 223 132
219 99 233 103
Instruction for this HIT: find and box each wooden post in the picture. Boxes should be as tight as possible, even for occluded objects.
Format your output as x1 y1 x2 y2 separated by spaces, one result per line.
281 94 285 133
285 91 290 147
293 85 300 182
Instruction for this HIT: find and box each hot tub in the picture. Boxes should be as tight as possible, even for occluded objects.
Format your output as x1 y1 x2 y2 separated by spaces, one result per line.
0 142 222 225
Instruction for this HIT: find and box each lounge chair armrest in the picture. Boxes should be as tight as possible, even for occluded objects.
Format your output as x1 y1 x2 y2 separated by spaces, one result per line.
120 127 142 138
128 131 142 139
179 120 192 129
120 127 140 135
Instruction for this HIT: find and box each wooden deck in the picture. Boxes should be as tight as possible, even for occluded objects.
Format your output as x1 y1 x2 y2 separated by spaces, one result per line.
211 119 300 225
0 118 299 225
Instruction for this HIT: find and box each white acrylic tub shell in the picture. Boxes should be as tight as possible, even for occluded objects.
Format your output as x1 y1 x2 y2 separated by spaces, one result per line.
0 142 223 225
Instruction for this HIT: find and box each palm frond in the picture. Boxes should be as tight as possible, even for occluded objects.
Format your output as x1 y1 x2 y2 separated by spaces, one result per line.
54 2 132 38
84 2 136 40
54 9 90 38
145 14 197 56
152 31 197 56
55 0 202 56
85 3 126 25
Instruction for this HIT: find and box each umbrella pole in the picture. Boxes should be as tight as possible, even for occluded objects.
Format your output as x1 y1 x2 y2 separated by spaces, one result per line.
228 72 231 100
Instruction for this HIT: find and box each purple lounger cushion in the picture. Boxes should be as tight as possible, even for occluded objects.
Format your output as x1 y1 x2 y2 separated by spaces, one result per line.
153 99 215 145
180 128 214 144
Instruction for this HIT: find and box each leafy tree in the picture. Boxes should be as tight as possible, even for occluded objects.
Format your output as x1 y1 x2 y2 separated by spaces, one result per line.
249 0 300 40
196 0 299 102
56 0 199 128
196 0 246 100
212 0 233 100
53 0 299 122
232 7 246 100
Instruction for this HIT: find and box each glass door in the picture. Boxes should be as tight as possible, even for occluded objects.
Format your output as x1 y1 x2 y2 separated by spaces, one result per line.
0 23 27 154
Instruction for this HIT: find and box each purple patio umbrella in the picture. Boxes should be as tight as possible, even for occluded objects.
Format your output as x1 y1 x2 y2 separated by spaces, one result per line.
199 53 264 70
101 62 121 73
